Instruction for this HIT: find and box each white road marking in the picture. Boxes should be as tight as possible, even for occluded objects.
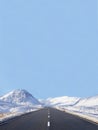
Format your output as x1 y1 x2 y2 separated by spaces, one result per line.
47 109 51 127
48 115 50 118
47 121 50 127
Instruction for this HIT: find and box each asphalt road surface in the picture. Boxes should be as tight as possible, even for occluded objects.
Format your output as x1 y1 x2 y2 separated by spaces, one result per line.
0 108 98 130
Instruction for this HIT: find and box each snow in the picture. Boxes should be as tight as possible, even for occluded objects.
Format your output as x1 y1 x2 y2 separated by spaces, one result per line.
40 96 80 107
57 106 98 123
0 89 42 122
40 95 98 123
75 95 98 107
0 89 40 105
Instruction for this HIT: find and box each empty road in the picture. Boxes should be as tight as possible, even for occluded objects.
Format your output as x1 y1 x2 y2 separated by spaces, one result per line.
0 108 98 130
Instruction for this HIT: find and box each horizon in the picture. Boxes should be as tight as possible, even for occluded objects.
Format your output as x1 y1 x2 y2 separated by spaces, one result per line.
0 1 98 99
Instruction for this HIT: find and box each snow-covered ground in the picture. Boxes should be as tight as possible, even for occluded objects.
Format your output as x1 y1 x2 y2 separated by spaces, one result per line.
56 106 98 124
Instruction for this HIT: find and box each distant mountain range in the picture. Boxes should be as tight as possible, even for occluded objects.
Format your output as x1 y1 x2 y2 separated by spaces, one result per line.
40 95 98 108
39 96 80 107
0 89 98 118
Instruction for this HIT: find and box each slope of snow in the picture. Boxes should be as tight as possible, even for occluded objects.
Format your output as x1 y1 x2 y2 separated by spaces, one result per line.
40 96 80 107
0 89 42 122
0 89 40 106
75 95 98 107
0 101 14 113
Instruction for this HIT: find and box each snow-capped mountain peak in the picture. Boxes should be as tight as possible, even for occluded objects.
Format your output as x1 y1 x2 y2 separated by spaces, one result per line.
0 89 40 105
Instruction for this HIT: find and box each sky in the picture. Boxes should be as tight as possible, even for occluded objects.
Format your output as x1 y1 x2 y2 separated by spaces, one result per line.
0 0 98 99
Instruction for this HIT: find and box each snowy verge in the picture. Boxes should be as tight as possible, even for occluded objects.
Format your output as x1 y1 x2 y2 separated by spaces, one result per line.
55 106 98 124
0 106 43 123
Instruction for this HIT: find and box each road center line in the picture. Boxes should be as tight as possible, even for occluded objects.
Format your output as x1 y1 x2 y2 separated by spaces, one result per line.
47 109 51 128
48 115 50 118
47 121 50 127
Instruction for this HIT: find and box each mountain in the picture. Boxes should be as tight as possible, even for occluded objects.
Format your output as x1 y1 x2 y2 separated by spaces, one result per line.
0 89 98 122
75 95 98 107
40 96 80 107
41 95 98 122
40 95 98 108
0 89 42 117
0 89 40 106
1 90 98 108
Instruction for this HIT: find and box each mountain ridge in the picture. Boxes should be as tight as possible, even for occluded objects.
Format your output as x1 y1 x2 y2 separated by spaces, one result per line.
0 89 98 107
0 89 98 122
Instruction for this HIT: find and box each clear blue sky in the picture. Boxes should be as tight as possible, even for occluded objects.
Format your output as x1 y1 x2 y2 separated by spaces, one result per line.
0 0 98 99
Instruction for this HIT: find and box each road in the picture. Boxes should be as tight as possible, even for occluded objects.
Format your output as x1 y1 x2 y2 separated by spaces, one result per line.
0 108 98 130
